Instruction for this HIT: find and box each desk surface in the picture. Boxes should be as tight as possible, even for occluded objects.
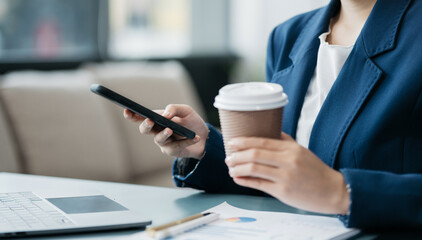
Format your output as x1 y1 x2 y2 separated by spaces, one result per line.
1 173 420 239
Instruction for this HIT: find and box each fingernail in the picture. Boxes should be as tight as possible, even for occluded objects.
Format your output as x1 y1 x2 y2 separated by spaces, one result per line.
225 155 232 164
163 110 170 117
163 130 170 137
193 136 200 142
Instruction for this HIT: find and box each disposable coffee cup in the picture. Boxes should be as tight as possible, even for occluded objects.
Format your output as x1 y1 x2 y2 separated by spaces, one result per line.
214 82 288 156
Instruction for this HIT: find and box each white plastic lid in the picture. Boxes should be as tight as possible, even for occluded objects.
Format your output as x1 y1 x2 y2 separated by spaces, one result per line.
214 82 289 111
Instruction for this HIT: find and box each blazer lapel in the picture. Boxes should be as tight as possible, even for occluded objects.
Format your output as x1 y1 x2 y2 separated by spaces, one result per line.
272 48 318 138
308 0 412 167
271 0 340 138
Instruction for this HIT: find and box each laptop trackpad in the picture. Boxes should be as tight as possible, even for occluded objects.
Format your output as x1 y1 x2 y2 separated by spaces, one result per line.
47 195 128 214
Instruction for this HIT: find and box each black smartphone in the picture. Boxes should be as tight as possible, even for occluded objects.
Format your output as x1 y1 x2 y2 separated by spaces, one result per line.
90 84 196 139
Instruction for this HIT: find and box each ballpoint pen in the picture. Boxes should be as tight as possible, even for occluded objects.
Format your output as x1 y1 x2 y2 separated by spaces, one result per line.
146 212 220 239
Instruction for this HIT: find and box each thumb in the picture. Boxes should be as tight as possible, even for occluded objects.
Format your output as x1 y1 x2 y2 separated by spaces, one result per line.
163 104 192 119
281 132 295 142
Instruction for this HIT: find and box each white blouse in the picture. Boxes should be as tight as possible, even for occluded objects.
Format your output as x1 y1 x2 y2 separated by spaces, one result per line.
295 31 354 148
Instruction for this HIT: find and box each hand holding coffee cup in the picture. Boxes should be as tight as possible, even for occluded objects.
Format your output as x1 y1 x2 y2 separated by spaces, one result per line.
214 82 288 156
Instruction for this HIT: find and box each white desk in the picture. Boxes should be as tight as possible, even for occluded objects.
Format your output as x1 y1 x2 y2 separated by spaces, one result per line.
1 172 417 240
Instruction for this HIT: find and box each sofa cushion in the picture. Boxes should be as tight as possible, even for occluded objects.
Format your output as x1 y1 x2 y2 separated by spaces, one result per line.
0 70 130 181
0 95 20 173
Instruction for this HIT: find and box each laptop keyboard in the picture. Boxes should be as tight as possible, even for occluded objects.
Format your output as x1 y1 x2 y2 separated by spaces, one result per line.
0 192 74 232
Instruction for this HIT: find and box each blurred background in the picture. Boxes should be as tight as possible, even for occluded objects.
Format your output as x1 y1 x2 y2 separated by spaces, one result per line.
0 0 328 187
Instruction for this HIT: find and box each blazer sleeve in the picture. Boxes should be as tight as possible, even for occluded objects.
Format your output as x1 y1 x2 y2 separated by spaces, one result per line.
340 168 422 228
172 123 264 195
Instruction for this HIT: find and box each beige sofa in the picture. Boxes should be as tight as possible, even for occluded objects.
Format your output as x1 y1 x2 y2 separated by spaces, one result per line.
0 61 205 187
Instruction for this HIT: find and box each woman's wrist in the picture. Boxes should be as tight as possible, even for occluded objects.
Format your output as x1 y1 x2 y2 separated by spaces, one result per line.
334 172 351 214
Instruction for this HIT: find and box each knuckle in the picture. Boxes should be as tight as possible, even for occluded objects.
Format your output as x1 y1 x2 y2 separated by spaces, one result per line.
184 104 193 112
248 163 258 173
249 149 261 160
286 144 301 157
154 138 161 146
140 121 151 133
155 133 167 145
165 104 175 112
290 156 300 169
179 104 190 109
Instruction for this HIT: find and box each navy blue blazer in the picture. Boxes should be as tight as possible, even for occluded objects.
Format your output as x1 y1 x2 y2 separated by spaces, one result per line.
173 0 422 228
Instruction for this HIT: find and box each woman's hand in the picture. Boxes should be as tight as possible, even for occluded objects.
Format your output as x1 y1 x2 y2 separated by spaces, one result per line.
225 133 350 214
124 104 209 159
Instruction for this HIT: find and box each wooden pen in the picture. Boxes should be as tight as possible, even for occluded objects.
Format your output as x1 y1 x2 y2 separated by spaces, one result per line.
146 212 210 236
146 212 219 239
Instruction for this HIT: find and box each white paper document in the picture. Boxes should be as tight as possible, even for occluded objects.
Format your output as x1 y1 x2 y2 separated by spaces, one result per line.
127 202 359 240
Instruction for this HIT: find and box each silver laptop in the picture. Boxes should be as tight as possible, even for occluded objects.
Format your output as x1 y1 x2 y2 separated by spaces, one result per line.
0 191 151 238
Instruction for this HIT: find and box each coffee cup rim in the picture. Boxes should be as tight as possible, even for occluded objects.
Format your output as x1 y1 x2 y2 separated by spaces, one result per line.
214 82 289 111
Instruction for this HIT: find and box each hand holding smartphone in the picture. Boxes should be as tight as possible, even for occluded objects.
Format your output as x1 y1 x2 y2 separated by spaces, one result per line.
90 84 196 139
